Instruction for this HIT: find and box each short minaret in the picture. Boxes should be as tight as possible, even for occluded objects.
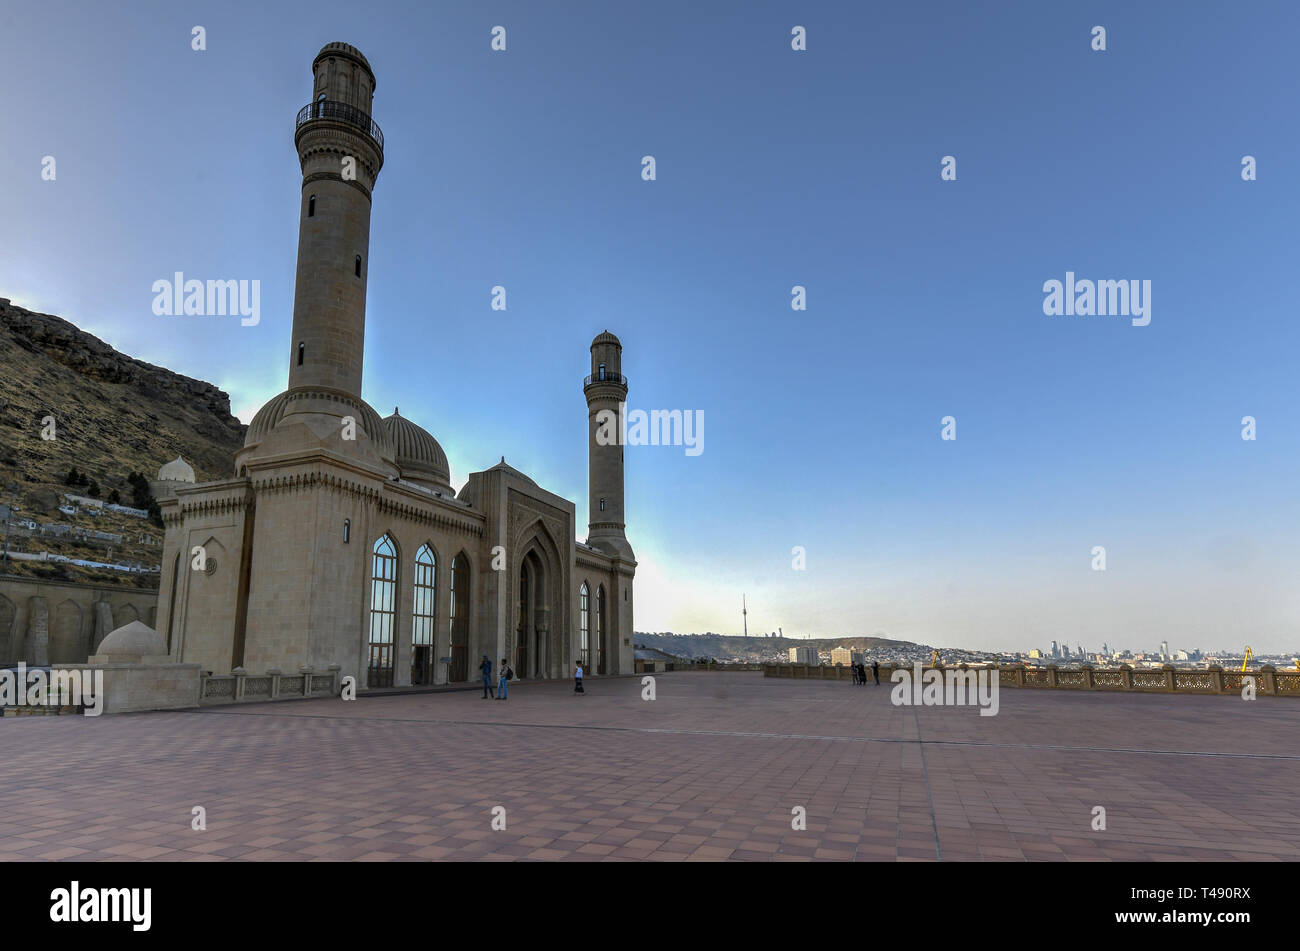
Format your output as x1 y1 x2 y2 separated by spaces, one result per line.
287 42 384 398
585 331 634 559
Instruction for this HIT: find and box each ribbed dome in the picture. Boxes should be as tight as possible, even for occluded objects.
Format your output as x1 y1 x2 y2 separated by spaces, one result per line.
591 330 621 349
383 409 451 488
244 390 393 457
315 42 374 78
156 456 195 483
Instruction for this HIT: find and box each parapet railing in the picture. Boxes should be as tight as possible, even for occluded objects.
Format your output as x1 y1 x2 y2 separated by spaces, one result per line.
762 663 1300 697
199 665 340 705
295 100 383 152
583 372 628 388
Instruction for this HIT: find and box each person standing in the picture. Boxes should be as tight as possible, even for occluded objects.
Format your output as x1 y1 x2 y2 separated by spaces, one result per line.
480 654 494 699
871 659 880 685
574 662 585 694
851 663 860 685
498 657 510 700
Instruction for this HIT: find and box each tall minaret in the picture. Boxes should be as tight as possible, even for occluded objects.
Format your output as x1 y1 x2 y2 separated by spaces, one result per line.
287 42 384 398
585 331 634 559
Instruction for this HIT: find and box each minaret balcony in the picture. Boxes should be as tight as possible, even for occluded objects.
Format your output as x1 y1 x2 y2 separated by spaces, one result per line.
584 372 628 389
295 100 384 154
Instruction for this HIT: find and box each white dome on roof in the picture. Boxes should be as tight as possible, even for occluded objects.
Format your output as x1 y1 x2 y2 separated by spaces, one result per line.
157 456 195 483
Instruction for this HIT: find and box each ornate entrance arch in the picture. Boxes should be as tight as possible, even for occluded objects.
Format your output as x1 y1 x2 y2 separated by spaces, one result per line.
514 519 564 679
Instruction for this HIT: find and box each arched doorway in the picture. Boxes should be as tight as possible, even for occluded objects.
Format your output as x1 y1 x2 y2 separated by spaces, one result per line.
518 550 549 678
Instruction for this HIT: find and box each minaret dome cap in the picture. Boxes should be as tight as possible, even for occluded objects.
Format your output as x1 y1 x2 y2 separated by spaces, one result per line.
314 42 376 86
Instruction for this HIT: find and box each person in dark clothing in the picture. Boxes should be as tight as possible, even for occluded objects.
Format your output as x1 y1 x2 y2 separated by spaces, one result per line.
480 654 494 698
858 662 867 685
851 663 860 685
871 660 880 685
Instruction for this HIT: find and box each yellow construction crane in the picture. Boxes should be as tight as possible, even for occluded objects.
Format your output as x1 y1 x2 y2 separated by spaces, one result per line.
1240 646 1253 672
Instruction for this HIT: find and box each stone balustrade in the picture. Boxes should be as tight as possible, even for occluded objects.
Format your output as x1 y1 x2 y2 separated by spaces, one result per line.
199 664 341 705
762 662 1300 697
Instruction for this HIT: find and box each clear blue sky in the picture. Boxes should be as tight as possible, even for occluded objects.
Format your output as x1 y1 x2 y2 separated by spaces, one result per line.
3 1 1298 654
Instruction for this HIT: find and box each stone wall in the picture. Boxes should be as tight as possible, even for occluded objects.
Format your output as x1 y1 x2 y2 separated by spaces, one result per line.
762 663 1300 697
0 574 157 665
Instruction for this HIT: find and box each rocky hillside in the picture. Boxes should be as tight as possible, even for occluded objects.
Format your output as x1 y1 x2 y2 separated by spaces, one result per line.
0 297 246 490
0 296 247 586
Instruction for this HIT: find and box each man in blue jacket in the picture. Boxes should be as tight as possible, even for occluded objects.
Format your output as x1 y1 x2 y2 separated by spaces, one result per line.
480 654 494 698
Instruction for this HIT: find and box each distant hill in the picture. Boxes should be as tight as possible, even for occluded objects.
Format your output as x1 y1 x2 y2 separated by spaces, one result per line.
634 631 922 661
0 296 247 586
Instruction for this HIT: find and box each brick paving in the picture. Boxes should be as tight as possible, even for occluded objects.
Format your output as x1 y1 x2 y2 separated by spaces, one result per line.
2 671 1298 861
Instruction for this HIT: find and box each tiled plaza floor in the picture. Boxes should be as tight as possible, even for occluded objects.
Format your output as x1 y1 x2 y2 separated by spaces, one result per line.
2 671 1298 861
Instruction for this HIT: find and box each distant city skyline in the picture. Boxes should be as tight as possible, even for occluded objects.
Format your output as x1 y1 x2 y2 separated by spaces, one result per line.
4 2 1299 651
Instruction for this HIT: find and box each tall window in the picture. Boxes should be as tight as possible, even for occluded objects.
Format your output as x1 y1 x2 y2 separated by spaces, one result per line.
595 585 606 674
297 342 305 366
308 194 316 217
367 534 397 687
449 553 470 681
411 544 436 685
355 255 362 278
579 582 590 669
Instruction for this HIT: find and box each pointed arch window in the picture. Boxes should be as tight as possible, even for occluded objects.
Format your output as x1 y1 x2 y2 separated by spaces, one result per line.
367 534 397 687
297 342 305 366
355 255 362 278
411 544 436 685
308 194 316 217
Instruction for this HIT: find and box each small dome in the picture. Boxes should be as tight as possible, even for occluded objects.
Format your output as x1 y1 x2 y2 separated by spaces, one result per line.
591 330 621 349
314 42 375 79
383 409 452 489
94 621 167 661
157 456 195 483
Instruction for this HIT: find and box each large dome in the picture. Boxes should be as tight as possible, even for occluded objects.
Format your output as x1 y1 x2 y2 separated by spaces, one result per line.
383 409 452 491
591 330 621 349
244 389 393 457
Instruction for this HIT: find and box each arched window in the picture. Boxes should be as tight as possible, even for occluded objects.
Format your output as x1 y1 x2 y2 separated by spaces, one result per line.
599 498 606 512
449 553 470 681
308 194 316 217
343 518 350 543
297 342 305 366
411 544 436 685
354 255 362 278
598 362 606 381
367 534 397 687
595 585 606 674
579 582 590 669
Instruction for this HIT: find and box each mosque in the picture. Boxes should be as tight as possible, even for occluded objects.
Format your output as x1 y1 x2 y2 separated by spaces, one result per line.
154 43 635 688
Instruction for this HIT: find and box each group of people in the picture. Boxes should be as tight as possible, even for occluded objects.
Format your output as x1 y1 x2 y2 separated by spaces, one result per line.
479 654 589 697
479 655 513 699
851 660 880 685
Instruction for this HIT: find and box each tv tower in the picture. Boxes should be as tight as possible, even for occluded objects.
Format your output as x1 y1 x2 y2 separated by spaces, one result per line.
742 594 748 637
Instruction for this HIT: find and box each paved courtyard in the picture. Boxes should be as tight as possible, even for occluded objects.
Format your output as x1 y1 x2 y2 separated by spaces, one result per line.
2 671 1298 861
